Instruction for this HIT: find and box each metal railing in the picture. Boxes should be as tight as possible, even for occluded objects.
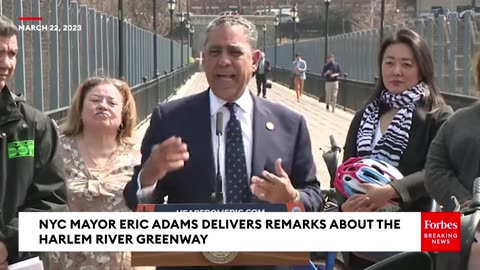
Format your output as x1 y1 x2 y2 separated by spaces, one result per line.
133 63 198 123
267 11 480 97
48 62 199 124
271 67 479 112
1 0 191 116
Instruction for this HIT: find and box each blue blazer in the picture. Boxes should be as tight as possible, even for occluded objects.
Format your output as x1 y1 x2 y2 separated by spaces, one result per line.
123 90 323 212
292 59 307 80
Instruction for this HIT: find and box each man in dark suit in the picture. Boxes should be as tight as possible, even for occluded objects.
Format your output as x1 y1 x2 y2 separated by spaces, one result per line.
123 15 323 270
255 52 270 98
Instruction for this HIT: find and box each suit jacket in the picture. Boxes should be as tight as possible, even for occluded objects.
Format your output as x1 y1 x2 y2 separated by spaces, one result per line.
292 59 307 80
254 59 270 77
124 89 323 212
339 101 453 212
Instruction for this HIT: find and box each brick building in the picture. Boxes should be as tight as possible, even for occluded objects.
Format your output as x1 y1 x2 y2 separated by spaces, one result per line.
416 0 472 14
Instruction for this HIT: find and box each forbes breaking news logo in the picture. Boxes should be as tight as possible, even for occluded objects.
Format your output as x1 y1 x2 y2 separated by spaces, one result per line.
421 212 461 252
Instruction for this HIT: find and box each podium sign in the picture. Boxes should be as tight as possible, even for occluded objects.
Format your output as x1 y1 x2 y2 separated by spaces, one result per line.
131 203 309 267
135 203 305 212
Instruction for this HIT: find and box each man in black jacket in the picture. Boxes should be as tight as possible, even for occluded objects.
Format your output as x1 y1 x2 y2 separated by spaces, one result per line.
322 53 341 112
0 15 67 269
255 52 271 98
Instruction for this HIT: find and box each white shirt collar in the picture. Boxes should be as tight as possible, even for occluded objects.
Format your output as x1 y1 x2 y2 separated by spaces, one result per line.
209 88 253 116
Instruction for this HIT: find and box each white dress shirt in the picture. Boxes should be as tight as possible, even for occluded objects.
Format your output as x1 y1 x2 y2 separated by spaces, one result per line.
372 124 383 149
136 89 254 203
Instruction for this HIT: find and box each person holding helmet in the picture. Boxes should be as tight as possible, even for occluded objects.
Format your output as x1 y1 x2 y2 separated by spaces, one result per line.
336 28 453 269
334 157 404 212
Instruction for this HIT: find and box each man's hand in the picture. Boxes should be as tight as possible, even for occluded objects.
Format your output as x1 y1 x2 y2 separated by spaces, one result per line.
0 241 7 270
250 159 297 203
141 136 189 187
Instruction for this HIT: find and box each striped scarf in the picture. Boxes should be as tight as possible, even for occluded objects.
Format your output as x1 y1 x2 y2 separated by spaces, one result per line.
356 82 429 167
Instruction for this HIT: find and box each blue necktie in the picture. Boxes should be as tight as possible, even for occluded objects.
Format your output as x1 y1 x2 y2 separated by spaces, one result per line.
224 103 250 203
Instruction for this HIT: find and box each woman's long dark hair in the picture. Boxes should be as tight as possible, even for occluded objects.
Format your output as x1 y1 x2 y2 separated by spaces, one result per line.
371 29 444 110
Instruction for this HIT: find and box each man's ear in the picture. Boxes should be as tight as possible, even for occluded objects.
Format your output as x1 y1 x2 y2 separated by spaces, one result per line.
252 50 261 71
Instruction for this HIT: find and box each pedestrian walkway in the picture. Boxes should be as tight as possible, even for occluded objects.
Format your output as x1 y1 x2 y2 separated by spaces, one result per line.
135 73 354 188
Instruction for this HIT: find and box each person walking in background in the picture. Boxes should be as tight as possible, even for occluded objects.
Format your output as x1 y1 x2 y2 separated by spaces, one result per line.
255 52 270 98
322 53 341 112
292 53 307 102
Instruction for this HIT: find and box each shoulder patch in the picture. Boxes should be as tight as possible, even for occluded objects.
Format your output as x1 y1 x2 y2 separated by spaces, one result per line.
8 140 34 159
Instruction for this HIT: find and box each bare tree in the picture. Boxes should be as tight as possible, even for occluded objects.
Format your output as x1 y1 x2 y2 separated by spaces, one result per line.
343 0 414 32
77 0 173 35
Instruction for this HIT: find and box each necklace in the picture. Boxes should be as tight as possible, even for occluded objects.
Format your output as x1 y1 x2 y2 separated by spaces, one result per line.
82 141 119 169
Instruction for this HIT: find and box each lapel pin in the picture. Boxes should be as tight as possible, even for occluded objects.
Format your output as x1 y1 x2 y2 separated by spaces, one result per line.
266 122 274 131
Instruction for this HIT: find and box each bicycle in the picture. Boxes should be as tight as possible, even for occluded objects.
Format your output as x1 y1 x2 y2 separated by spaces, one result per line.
364 177 480 270
309 135 345 270
457 177 480 270
320 135 341 212
435 177 480 270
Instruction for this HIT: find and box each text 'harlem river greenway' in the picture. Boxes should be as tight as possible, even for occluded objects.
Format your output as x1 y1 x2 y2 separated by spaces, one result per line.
38 218 402 245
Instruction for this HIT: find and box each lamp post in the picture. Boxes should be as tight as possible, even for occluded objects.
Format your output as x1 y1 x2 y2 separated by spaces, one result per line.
179 12 185 67
262 24 267 52
274 17 278 67
118 0 123 78
153 0 157 77
185 19 190 66
393 8 400 24
189 26 195 60
380 0 385 43
324 0 330 63
290 4 297 60
168 0 176 72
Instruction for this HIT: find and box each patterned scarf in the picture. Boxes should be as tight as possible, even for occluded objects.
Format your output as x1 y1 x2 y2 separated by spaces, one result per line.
356 82 430 167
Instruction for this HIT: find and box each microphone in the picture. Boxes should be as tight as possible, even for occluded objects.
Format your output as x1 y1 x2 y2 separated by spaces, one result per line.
216 111 223 137
211 111 224 203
